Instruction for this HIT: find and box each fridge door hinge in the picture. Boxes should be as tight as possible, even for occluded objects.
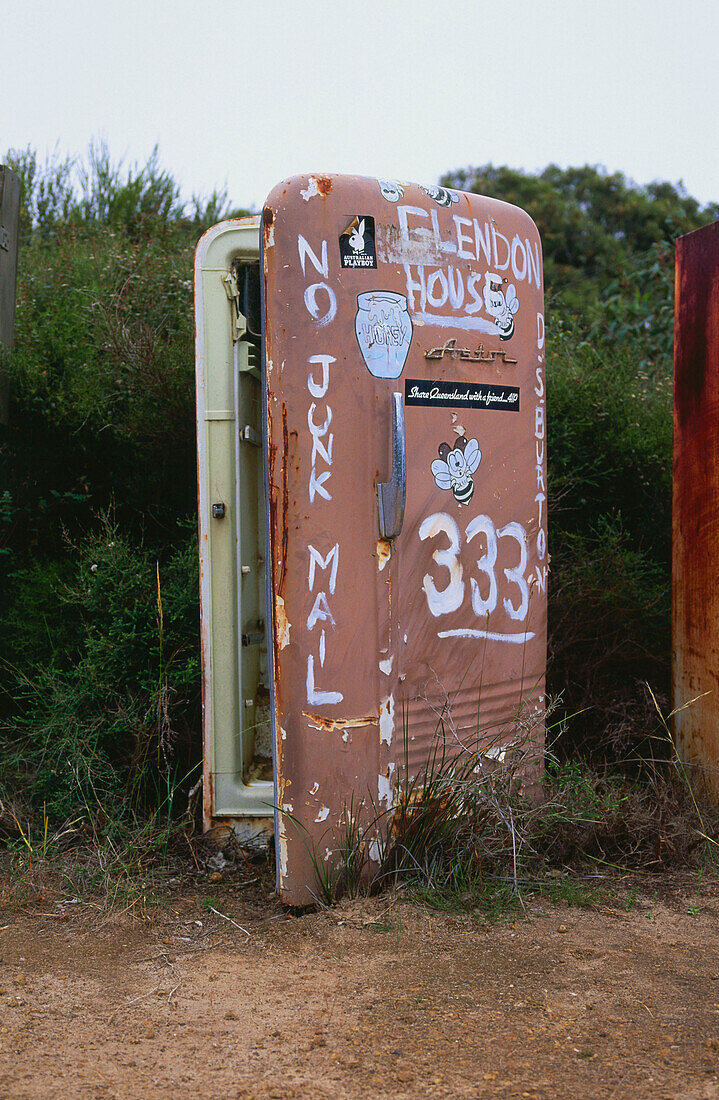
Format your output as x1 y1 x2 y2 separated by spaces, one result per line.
241 424 261 447
222 271 245 342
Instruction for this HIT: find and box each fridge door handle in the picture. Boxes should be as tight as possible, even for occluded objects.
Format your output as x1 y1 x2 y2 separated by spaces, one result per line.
377 391 406 541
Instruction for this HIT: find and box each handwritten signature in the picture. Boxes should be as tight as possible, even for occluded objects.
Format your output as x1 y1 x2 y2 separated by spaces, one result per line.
424 339 517 364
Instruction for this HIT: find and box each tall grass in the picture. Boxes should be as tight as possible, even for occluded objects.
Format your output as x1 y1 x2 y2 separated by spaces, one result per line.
293 685 718 911
5 139 238 243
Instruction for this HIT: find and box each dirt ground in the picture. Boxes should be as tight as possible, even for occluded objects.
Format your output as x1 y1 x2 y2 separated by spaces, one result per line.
1 874 719 1099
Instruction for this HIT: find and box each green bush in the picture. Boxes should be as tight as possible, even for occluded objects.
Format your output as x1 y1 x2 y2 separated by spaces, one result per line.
1 141 246 551
2 517 200 822
545 303 673 754
533 758 712 869
0 144 229 827
3 220 199 542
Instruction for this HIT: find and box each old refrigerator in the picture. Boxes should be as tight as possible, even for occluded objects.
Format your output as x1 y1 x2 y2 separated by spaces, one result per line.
195 174 547 905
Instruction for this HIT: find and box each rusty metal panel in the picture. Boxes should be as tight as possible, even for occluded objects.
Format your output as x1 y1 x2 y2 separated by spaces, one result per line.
673 220 719 798
262 175 547 904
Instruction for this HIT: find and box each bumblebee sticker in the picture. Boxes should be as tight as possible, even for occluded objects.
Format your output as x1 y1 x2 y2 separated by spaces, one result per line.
431 436 481 506
339 215 377 269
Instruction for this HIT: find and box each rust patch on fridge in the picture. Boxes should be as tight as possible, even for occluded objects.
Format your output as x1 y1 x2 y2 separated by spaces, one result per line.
300 175 333 200
275 596 291 649
673 220 719 799
266 405 290 593
376 538 392 571
279 405 290 585
303 712 379 732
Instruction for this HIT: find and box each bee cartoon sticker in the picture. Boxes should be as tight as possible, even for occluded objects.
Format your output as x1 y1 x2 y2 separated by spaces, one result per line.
483 273 519 340
431 436 481 505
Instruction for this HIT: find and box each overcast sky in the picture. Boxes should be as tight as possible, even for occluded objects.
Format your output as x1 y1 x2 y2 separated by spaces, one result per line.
3 0 717 212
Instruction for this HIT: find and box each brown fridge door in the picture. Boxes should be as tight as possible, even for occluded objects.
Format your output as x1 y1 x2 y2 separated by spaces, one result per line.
263 175 546 904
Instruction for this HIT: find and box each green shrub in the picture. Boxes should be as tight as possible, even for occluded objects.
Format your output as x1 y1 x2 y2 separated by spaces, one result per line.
1 140 248 550
0 143 223 828
3 222 198 537
5 140 235 244
533 758 712 870
2 517 200 822
546 327 672 755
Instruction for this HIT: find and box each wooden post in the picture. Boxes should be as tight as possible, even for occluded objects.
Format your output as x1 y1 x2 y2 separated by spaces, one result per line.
673 220 719 799
0 165 21 425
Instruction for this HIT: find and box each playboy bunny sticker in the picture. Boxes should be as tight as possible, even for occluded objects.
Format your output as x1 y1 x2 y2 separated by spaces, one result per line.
431 436 482 506
339 215 377 269
349 220 365 251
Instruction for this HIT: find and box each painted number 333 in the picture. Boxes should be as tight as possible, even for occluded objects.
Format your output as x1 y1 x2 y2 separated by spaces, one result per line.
419 512 530 622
